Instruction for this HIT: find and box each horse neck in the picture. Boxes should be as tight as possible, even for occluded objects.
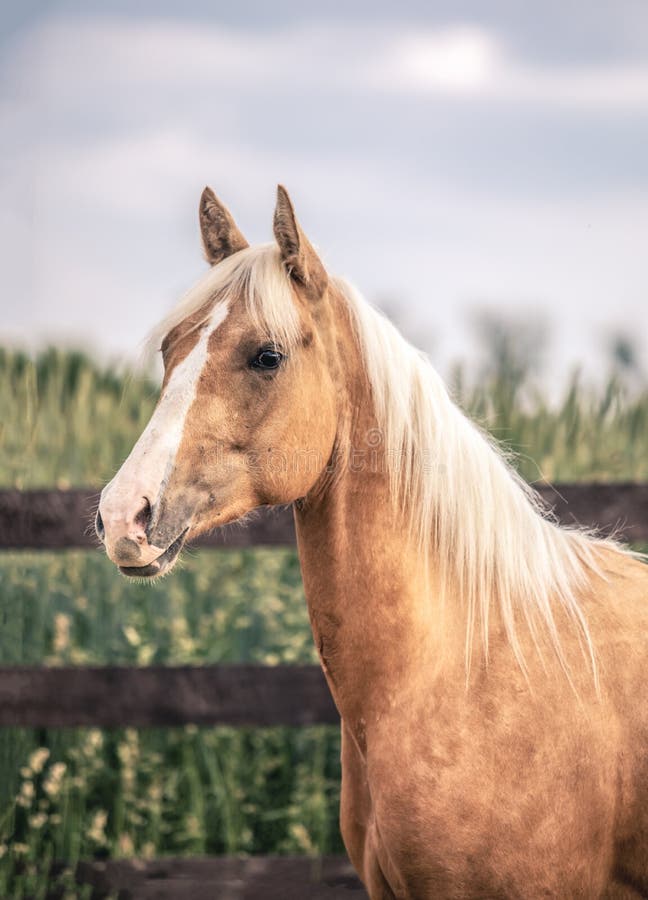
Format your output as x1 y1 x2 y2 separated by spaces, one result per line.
294 299 461 735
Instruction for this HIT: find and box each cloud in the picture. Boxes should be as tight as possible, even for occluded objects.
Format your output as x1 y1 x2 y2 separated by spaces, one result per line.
370 26 648 109
376 27 500 92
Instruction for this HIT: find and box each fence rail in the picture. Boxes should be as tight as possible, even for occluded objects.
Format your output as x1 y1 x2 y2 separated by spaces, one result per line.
0 663 337 728
44 855 367 899
2 483 648 550
4 484 647 898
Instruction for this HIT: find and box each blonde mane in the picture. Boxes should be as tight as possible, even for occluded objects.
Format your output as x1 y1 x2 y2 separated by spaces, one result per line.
337 278 616 679
152 244 623 679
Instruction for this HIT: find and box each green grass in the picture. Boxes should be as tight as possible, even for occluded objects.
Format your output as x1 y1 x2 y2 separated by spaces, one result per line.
0 547 344 896
0 346 647 896
0 347 158 490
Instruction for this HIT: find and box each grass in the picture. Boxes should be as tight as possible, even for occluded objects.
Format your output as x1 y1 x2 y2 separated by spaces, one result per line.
0 546 344 896
0 345 647 896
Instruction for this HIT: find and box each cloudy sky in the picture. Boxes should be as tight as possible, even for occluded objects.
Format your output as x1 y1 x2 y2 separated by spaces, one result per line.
1 0 647 379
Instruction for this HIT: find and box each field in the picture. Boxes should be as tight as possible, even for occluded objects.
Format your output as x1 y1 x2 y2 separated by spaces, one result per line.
1 345 647 897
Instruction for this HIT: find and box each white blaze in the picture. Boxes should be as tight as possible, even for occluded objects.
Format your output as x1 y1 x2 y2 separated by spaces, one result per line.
99 301 230 557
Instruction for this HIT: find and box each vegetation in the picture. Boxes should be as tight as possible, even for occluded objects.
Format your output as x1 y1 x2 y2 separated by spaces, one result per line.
0 343 647 896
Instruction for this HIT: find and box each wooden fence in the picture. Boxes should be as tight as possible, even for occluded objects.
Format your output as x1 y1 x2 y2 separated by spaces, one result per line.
4 483 648 550
2 484 647 898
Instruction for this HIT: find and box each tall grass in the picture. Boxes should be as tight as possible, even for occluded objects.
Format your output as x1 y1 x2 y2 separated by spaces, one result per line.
0 545 344 895
0 346 647 895
0 348 158 489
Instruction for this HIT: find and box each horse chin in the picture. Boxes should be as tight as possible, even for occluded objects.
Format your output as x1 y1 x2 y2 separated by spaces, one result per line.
118 528 188 580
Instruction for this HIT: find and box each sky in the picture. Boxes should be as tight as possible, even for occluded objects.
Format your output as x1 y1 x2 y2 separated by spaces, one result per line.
1 0 647 382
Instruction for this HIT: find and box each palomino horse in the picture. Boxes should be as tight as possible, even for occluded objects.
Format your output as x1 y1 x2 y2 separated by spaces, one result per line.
97 186 648 898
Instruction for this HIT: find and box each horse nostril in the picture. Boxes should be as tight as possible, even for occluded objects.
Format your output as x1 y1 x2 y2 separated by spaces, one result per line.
95 509 105 542
134 497 152 535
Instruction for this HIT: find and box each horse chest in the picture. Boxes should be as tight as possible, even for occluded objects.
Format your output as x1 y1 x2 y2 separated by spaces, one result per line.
344 710 616 899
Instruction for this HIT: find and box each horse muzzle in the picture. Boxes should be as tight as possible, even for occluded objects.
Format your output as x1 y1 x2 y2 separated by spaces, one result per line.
96 486 193 579
115 527 189 578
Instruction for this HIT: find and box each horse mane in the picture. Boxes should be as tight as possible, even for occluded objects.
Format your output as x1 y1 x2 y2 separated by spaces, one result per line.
150 243 624 680
337 277 619 680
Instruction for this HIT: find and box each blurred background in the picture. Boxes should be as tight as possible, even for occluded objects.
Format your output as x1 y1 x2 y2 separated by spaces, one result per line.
0 1 647 895
2 0 647 380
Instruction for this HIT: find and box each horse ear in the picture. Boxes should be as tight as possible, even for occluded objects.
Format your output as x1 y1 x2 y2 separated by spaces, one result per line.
199 187 249 265
273 185 327 298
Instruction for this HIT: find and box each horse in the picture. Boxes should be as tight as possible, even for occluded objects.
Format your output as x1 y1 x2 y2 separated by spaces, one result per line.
96 185 648 899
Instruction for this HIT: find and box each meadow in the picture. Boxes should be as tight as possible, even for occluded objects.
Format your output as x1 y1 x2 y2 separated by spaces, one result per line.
0 344 647 897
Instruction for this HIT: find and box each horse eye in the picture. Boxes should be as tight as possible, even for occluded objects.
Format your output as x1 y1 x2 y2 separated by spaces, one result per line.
250 348 284 371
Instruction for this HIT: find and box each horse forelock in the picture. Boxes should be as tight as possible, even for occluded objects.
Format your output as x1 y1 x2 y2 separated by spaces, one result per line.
146 243 301 363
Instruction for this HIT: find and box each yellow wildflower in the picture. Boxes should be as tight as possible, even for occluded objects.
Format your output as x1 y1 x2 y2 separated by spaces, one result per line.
43 762 67 798
53 613 71 654
28 747 50 775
